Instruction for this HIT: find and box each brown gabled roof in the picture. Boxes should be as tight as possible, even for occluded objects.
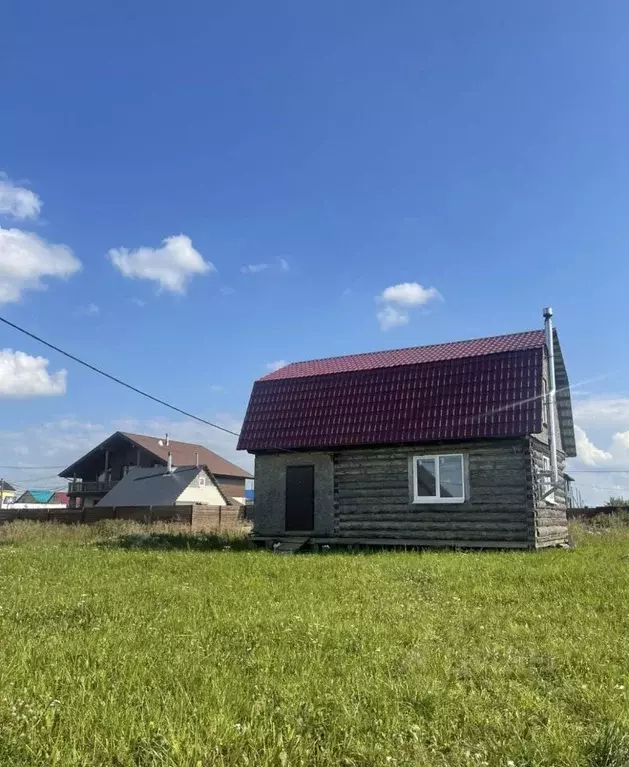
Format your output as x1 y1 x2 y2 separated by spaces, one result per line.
239 329 576 456
120 432 252 478
60 432 252 479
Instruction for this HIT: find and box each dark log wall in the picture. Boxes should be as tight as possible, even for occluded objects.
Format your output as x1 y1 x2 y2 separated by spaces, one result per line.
252 437 569 549
527 436 568 547
333 438 535 547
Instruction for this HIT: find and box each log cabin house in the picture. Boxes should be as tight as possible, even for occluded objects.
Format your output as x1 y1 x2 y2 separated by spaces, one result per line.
238 309 576 550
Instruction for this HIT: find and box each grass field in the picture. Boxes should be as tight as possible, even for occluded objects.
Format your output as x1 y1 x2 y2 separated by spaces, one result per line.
1 519 629 766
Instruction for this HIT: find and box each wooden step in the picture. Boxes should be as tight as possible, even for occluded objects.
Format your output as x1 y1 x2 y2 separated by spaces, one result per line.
272 538 309 553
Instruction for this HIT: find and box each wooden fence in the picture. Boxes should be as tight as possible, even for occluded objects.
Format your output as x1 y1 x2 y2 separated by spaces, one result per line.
0 504 245 530
566 506 625 520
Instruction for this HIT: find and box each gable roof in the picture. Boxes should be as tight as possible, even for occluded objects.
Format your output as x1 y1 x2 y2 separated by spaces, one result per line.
60 432 252 479
238 329 576 456
0 481 15 492
96 465 228 507
17 490 55 504
120 433 252 478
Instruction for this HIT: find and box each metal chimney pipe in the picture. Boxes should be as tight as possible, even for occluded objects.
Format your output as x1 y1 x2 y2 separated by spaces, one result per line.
543 307 559 485
167 451 173 473
195 451 199 467
165 433 170 446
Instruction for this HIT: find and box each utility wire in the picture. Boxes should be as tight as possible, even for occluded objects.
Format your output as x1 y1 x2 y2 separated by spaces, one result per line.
0 315 241 439
567 469 629 473
2 314 627 469
0 465 66 470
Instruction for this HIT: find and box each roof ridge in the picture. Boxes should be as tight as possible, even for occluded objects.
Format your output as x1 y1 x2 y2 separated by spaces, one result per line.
259 328 544 380
121 431 214 451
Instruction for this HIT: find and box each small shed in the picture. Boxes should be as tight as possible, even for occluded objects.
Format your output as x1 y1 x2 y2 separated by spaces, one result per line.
238 318 576 550
96 465 228 508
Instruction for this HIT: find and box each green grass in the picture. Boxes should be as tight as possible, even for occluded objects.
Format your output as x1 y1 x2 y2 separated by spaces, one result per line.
1 520 629 766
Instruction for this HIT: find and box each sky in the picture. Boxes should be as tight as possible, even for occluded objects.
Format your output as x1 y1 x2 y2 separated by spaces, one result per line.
1 0 629 503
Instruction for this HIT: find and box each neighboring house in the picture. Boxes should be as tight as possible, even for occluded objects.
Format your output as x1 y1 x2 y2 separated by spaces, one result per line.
15 490 57 504
96 465 228 508
60 431 252 509
0 481 16 505
238 313 576 550
11 489 68 510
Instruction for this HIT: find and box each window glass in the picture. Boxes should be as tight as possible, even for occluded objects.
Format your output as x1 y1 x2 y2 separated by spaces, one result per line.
541 456 554 501
439 455 464 498
415 457 437 497
413 454 465 503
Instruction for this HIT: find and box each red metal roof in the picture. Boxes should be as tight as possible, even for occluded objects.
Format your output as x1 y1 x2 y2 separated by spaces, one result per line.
239 331 548 451
261 330 546 381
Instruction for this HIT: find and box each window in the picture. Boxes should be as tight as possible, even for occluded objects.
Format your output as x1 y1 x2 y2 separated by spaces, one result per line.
412 454 465 504
542 379 549 427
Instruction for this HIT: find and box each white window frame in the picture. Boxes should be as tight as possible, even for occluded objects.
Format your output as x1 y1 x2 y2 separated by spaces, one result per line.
412 453 466 504
540 455 556 504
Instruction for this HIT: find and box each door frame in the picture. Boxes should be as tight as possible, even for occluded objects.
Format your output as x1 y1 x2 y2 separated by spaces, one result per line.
285 464 315 532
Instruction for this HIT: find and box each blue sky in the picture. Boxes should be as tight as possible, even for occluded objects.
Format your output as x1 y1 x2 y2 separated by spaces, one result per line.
2 0 629 502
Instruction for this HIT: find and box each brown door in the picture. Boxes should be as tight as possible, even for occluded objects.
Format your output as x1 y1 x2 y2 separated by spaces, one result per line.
285 465 315 532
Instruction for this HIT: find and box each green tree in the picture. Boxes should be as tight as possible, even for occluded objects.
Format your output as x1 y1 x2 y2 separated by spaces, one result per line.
605 496 629 508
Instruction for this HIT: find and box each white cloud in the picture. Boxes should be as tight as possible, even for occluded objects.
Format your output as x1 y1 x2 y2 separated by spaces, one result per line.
0 173 41 220
241 260 290 276
130 298 146 308
266 360 288 373
376 305 409 331
567 421 629 505
574 425 613 466
241 263 270 275
77 303 99 316
376 281 441 331
0 227 81 304
108 234 214 294
220 286 236 296
379 282 441 307
0 349 67 397
573 397 629 426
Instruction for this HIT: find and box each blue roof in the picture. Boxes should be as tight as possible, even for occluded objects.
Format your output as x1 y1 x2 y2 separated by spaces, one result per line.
27 490 55 503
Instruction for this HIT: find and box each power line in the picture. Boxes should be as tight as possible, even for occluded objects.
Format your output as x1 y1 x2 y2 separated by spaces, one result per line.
0 315 240 439
568 469 629 473
0 465 65 470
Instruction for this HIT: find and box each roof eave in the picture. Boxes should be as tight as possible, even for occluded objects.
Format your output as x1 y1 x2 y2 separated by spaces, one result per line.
59 431 136 478
553 329 577 458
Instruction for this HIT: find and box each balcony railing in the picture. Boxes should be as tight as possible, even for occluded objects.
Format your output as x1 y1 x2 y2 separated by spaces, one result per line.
68 480 118 494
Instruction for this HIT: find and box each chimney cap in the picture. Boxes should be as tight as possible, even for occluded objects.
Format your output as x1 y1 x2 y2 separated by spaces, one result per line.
543 306 553 319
